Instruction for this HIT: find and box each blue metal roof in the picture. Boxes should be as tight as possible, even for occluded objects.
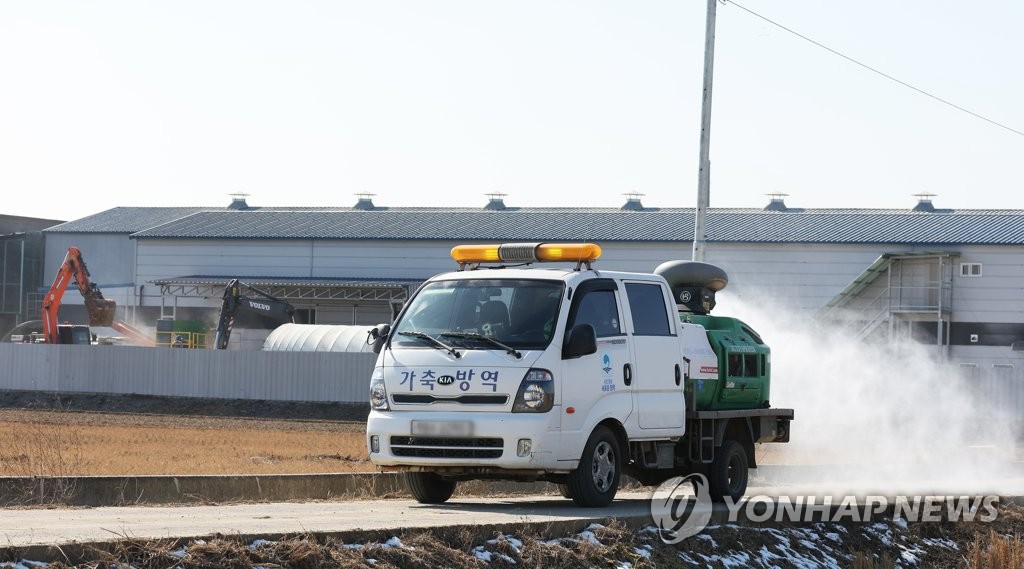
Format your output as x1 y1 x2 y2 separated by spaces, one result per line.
150 275 422 288
44 207 220 233
44 205 1024 246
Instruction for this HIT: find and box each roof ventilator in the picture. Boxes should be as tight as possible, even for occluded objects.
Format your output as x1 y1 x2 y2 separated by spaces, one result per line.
621 192 645 211
353 193 376 210
227 193 251 210
764 193 789 212
912 193 937 212
484 193 507 211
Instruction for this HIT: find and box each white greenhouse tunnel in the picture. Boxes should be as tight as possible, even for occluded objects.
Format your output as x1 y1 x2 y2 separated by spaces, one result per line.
262 323 376 353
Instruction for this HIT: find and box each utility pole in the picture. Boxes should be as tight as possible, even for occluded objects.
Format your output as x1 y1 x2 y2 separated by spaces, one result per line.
692 0 717 262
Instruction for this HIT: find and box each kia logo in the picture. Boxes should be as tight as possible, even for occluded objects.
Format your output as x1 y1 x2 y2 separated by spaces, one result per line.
437 375 456 386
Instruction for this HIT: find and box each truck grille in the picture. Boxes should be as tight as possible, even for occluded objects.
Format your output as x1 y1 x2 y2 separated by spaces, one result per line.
390 436 504 459
392 394 509 405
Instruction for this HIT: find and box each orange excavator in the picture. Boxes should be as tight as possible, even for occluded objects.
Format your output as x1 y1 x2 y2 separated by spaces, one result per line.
41 246 151 346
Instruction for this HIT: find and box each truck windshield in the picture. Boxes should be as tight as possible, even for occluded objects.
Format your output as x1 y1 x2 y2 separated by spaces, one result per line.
392 279 564 350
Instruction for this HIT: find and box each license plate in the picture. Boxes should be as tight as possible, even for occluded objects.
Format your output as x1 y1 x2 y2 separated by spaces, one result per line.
411 420 474 437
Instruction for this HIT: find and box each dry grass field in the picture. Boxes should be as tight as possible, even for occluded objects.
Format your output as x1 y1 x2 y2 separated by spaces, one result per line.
0 405 824 478
0 408 373 476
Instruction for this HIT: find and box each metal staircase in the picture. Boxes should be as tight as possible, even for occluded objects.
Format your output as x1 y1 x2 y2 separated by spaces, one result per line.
817 252 958 352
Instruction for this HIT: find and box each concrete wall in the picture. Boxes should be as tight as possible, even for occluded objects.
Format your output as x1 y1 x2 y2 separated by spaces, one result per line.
0 344 377 403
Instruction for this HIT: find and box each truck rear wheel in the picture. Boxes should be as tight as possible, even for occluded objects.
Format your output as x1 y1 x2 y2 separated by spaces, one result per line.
404 472 457 504
708 439 748 502
567 425 620 507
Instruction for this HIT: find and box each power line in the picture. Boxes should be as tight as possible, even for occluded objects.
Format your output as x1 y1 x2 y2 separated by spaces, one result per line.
725 0 1024 138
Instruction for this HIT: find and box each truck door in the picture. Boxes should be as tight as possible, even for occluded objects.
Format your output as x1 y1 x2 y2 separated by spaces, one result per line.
623 281 684 429
558 279 632 453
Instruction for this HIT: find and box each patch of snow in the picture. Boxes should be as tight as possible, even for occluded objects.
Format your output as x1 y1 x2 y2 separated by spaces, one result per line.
768 538 842 569
578 530 602 546
894 517 908 529
758 545 783 562
586 523 606 531
899 549 919 565
248 539 273 550
922 537 959 550
167 547 188 559
633 546 651 559
1 563 49 569
678 552 700 565
343 543 365 550
486 534 523 553
541 538 567 546
497 553 517 564
824 532 843 543
382 536 411 549
797 529 820 541
616 562 632 569
865 523 894 547
366 559 377 566
702 552 752 568
473 546 492 562
696 533 717 548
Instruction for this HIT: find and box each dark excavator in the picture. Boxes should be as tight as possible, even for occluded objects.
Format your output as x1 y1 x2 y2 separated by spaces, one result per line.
213 279 295 350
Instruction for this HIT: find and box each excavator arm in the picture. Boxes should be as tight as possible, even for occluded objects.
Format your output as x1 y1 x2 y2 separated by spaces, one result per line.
213 279 295 349
41 247 116 344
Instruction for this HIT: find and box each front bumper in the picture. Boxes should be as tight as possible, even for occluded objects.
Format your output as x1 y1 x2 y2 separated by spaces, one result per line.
367 410 563 471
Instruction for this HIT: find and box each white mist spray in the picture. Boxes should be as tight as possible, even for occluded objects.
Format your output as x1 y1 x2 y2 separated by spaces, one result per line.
716 293 1021 497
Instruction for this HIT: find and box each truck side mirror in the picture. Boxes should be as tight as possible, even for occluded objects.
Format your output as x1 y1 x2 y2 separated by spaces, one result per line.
562 324 597 359
367 323 391 354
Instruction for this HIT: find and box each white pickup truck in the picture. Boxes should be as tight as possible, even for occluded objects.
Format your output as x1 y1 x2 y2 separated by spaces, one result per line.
366 242 792 507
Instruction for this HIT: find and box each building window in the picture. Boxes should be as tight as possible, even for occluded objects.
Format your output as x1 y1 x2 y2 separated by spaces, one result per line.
959 263 982 277
294 308 316 324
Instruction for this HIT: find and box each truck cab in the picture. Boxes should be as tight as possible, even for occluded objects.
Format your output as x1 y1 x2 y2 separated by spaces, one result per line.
366 242 792 507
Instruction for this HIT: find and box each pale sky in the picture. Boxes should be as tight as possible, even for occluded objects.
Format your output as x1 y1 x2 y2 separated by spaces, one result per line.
2 1 1022 222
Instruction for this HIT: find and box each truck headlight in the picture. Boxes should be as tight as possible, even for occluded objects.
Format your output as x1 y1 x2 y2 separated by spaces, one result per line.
512 368 554 413
369 367 389 410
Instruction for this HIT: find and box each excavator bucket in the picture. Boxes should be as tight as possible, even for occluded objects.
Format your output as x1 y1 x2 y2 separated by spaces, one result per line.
84 295 117 327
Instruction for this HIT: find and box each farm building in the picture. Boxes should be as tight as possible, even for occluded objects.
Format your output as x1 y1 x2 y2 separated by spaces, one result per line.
0 213 64 335
39 194 1024 375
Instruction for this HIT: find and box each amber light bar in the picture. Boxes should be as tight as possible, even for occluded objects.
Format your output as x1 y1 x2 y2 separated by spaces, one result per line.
451 242 602 265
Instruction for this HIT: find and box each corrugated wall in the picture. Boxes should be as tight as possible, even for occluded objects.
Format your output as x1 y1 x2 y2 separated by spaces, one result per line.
0 344 377 403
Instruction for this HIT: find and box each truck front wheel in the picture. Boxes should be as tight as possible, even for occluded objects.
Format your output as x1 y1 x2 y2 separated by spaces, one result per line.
404 472 457 504
708 439 749 502
567 426 620 507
